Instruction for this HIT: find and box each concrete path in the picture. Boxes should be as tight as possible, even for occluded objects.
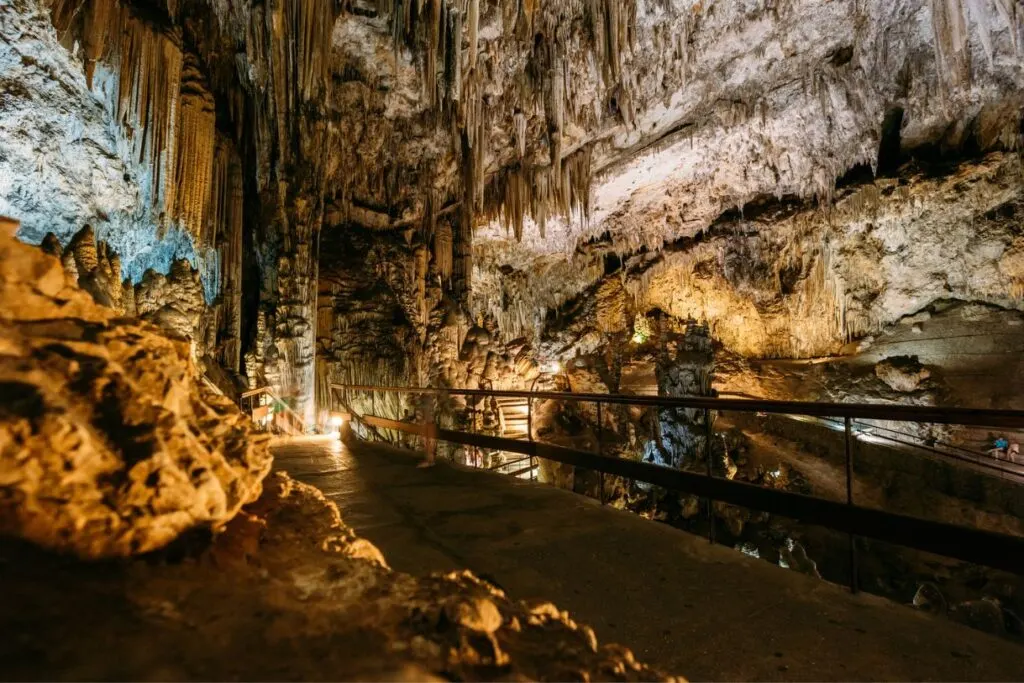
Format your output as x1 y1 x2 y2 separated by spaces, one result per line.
274 436 1024 681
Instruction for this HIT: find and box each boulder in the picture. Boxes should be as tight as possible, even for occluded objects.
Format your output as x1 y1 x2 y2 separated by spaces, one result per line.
912 582 947 614
874 355 931 392
0 225 271 558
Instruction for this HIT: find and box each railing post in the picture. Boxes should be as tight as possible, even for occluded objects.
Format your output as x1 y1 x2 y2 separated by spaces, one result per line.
845 415 859 594
527 395 535 480
705 407 715 544
469 398 476 467
527 396 533 441
597 401 605 505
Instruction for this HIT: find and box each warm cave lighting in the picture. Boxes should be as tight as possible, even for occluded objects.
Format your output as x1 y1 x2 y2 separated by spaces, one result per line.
327 412 349 438
540 360 561 374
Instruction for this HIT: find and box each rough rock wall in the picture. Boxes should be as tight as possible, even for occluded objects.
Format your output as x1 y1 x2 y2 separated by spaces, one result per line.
2 0 343 420
38 223 236 388
0 219 271 558
0 0 200 281
467 0 1024 344
7 0 1024 421
316 228 422 425
316 225 539 437
627 153 1024 359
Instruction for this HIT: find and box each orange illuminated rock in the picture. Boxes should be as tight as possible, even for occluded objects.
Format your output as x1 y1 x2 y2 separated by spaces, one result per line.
0 227 271 558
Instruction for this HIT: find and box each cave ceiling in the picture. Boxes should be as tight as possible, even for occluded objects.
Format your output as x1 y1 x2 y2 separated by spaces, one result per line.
3 0 1024 396
317 0 1024 334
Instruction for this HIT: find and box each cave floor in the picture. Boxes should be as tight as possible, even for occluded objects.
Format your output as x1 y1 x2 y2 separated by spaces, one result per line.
274 436 1024 682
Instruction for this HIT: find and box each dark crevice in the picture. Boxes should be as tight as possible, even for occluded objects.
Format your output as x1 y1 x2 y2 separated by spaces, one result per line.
877 107 905 176
603 252 622 276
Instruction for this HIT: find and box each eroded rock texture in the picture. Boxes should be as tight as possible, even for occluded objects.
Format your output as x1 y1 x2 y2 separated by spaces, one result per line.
2 0 1022 430
0 470 669 681
0 223 271 558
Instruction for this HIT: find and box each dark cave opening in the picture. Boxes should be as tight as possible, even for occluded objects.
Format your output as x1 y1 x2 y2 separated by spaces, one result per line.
877 106 905 176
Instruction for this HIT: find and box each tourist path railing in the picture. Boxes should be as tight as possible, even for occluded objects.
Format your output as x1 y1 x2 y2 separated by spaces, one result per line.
240 386 306 435
713 391 1024 483
330 383 1024 587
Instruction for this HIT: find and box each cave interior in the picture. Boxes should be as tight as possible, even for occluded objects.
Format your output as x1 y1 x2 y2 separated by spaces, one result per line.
2 0 1024 679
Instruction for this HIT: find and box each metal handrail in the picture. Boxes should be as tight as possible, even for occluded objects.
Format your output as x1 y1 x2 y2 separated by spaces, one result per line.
241 386 307 435
756 412 1024 481
335 384 1024 590
719 391 1018 461
354 412 1024 576
330 383 1024 428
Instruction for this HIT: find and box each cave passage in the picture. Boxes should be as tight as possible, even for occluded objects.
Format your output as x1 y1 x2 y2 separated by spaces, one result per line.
274 436 1024 681
4 0 1024 679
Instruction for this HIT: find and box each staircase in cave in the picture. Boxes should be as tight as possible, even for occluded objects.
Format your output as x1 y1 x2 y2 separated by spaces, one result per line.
472 396 535 479
495 396 530 440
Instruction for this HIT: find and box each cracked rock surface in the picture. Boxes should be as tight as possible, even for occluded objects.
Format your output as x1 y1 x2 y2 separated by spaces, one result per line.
0 223 271 558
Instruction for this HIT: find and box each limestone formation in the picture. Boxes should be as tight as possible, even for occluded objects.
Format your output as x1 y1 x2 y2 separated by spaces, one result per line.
3 0 1023 434
0 222 271 559
875 356 933 393
0 0 1021 661
135 259 207 342
0 469 670 681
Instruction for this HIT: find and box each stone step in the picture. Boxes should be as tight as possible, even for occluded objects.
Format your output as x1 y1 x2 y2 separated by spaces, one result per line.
502 409 529 417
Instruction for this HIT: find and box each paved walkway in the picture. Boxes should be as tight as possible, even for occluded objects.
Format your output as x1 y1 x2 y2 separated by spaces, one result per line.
273 436 1024 681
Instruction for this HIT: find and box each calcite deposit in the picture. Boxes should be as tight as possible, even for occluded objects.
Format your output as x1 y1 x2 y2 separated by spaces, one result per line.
1 0 1024 628
0 220 271 558
0 0 1021 436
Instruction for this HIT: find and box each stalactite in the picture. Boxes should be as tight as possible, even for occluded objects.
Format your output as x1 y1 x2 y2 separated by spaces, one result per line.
173 53 216 244
445 7 462 105
587 0 635 86
467 0 479 71
434 222 454 280
211 138 244 371
415 244 429 326
930 0 972 90
425 0 443 107
483 145 592 241
81 0 116 88
286 0 339 104
114 14 183 214
514 111 528 159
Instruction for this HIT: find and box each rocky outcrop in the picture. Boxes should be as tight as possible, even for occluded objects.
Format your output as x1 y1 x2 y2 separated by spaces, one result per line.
0 220 271 558
874 355 932 393
42 225 211 354
135 258 207 342
0 469 670 681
